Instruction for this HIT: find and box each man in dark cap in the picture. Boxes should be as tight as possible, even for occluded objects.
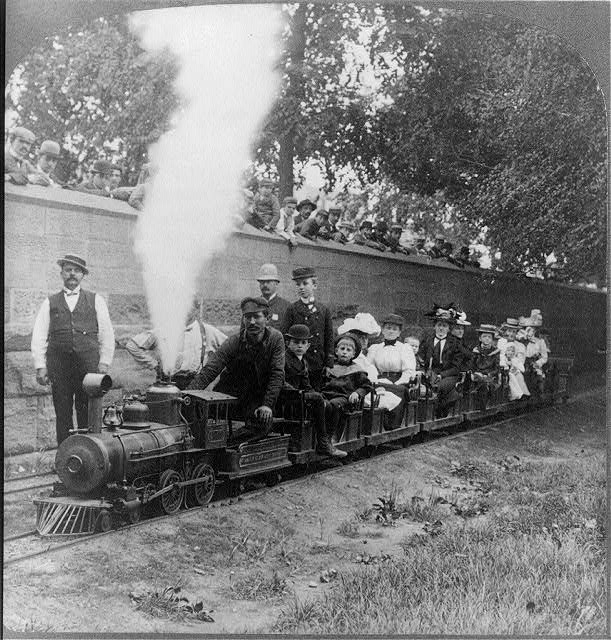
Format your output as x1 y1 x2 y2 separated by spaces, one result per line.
352 220 386 251
31 255 115 444
4 126 37 185
189 297 285 440
318 207 341 240
74 159 113 197
295 209 329 241
295 198 317 226
28 140 62 187
387 224 410 254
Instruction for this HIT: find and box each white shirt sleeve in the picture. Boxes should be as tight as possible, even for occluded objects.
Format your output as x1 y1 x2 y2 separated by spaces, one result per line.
31 298 51 370
95 295 115 366
395 343 417 385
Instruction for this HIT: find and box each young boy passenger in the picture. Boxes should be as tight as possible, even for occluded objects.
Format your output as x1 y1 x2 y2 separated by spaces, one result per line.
321 333 373 442
283 324 346 458
280 267 334 391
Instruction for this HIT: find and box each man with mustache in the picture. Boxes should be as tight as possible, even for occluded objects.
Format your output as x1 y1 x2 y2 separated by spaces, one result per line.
188 297 285 442
31 255 115 444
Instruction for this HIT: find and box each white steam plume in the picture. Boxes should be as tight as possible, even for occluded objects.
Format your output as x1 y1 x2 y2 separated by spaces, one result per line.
130 5 281 373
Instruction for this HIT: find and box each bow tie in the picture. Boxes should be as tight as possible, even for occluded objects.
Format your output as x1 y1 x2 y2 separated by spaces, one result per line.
384 339 397 347
64 290 79 297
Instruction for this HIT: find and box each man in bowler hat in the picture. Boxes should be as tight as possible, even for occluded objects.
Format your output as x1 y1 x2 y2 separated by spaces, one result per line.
4 126 37 185
31 255 115 444
256 263 290 331
189 297 285 441
74 159 113 197
28 140 62 187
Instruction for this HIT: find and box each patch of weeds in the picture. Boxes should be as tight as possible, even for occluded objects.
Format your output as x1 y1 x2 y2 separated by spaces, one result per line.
372 481 402 524
228 529 285 563
130 583 214 622
6 618 54 633
450 459 485 480
399 492 445 523
231 570 288 601
448 492 490 518
309 540 336 555
355 506 373 522
274 596 326 633
337 519 360 538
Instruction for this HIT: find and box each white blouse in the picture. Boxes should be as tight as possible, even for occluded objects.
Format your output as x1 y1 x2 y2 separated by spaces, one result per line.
366 341 416 384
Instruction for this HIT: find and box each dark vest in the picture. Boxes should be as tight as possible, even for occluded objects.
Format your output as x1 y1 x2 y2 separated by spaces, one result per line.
48 289 99 355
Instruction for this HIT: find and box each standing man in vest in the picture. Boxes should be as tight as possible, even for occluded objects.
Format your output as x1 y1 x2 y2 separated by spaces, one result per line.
31 255 115 445
256 263 290 332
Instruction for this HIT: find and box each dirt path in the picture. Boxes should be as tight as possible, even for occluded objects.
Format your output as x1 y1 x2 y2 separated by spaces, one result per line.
3 391 605 635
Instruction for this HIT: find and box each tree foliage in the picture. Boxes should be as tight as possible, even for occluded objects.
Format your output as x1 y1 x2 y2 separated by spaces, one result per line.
6 15 180 183
370 9 607 281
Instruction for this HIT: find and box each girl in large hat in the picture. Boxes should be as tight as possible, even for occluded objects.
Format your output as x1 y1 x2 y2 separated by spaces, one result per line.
497 318 529 400
471 324 501 409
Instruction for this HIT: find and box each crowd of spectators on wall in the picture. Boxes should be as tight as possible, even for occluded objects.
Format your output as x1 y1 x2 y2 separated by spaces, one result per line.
4 126 602 288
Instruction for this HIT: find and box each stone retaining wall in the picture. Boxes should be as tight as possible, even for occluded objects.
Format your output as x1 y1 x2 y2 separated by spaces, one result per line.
4 184 606 454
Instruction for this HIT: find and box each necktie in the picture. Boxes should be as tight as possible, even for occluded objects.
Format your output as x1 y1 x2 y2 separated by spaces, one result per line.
434 338 444 363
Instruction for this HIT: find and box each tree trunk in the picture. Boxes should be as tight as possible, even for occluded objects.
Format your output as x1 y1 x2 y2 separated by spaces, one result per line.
278 3 307 200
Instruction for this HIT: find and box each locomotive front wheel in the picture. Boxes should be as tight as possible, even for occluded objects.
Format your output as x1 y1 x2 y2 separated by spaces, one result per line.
159 469 185 515
185 463 216 508
96 510 112 533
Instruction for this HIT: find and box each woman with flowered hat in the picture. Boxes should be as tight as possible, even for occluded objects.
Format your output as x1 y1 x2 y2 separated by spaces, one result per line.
448 304 474 372
497 318 529 400
520 310 548 395
416 304 463 418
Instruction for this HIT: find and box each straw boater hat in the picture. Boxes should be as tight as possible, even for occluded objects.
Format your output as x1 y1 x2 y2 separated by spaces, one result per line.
476 323 497 335
57 254 89 275
337 313 381 337
501 318 520 330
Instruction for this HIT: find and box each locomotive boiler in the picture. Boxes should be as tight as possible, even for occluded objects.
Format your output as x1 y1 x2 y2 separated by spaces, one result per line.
35 373 291 535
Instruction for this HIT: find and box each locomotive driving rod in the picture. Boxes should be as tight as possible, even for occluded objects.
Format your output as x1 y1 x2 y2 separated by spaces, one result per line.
82 373 112 433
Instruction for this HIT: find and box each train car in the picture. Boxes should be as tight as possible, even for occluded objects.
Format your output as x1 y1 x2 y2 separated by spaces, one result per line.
34 357 573 536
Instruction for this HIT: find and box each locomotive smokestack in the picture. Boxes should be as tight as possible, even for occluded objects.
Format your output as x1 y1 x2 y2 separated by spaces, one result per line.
82 373 112 433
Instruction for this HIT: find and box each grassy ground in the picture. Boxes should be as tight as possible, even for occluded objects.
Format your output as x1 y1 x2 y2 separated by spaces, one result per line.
275 398 607 635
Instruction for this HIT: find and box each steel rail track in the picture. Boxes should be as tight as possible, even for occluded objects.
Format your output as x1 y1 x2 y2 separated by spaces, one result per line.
3 391 594 567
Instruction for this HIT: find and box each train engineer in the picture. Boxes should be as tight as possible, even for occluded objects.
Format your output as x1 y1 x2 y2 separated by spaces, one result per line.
188 297 285 442
31 254 115 445
280 267 334 391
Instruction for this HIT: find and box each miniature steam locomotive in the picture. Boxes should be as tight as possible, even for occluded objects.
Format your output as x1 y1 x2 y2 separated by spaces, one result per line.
35 358 572 536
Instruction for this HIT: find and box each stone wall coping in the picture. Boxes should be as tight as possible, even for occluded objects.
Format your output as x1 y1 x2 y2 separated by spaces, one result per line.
5 183 605 297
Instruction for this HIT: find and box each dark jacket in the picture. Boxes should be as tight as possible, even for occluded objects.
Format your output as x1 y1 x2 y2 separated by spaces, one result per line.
295 217 321 240
284 350 313 392
266 295 290 332
417 333 462 378
452 336 474 372
189 326 285 412
281 299 334 372
251 193 280 227
471 345 500 380
321 365 373 400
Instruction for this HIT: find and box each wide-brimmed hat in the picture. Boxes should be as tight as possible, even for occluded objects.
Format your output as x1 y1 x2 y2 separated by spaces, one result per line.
39 140 61 158
425 304 456 324
296 198 316 212
256 263 280 282
92 159 113 176
285 324 312 341
518 315 534 327
12 126 36 143
240 296 269 314
328 207 342 215
292 267 316 281
501 318 520 329
381 313 404 328
337 313 381 338
359 220 373 229
454 311 471 326
316 210 329 219
57 254 89 274
476 323 497 334
335 333 361 358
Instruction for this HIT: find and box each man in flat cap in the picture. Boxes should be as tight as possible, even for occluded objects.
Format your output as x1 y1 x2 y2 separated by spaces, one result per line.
74 159 113 197
28 140 62 187
256 263 290 331
189 297 285 441
31 255 115 445
4 126 37 185
318 207 341 240
250 178 281 230
295 209 329 241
